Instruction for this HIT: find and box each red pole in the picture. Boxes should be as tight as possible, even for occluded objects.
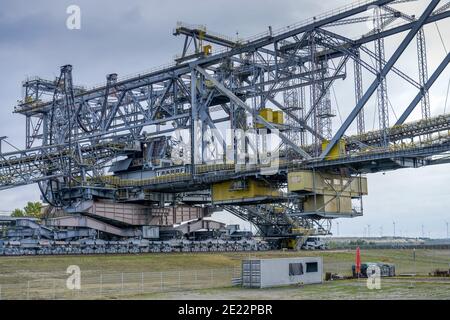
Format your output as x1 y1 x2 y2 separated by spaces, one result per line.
355 246 361 278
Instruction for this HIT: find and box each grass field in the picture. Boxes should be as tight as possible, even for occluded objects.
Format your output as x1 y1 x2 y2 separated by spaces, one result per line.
128 278 450 300
0 249 449 299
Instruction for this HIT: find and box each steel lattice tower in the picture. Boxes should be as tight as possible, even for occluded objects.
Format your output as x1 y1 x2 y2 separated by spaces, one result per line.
374 7 390 147
354 49 365 135
417 27 431 120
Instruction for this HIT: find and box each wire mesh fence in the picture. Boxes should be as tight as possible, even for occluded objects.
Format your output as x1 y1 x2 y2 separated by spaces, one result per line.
0 267 241 300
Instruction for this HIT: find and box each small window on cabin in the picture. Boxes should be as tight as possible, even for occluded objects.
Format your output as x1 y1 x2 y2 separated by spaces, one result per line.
306 262 318 273
289 263 303 276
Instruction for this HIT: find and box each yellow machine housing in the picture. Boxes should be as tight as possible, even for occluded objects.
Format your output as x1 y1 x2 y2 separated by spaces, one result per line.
211 179 280 204
321 139 346 160
272 110 284 125
256 108 284 128
282 238 299 250
288 171 368 214
203 45 212 55
303 194 353 213
256 108 273 128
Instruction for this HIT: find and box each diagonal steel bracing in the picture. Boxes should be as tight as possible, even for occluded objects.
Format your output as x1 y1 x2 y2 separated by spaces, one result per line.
195 66 312 159
396 52 450 125
320 0 441 160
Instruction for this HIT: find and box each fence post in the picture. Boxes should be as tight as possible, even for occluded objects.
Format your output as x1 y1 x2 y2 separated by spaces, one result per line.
0 284 2 300
27 281 30 300
178 271 181 289
100 273 103 295
160 272 163 291
53 279 56 300
210 270 214 286
141 272 144 293
121 272 124 294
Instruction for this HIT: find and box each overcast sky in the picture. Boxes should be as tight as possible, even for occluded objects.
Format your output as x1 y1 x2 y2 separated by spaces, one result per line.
0 0 449 238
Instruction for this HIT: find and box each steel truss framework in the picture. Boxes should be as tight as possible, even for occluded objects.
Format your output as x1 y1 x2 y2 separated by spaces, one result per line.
1 0 450 239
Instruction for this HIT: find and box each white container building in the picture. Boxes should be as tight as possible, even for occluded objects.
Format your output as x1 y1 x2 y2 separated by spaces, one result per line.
242 257 323 288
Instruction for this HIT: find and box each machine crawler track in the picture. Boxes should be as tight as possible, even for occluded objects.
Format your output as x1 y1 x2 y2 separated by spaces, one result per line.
0 239 270 256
